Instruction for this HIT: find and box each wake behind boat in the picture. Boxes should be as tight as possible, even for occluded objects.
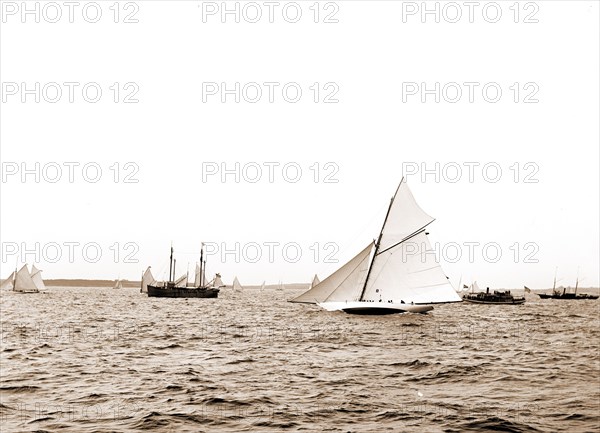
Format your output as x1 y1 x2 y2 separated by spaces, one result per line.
146 244 219 298
290 177 462 314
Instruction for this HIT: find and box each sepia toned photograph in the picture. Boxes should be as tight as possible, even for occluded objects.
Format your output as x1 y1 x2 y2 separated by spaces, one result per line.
1 1 599 432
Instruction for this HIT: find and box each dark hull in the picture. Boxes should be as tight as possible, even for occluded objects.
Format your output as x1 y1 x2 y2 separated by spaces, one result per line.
538 293 598 300
463 298 526 305
343 307 417 315
147 285 219 298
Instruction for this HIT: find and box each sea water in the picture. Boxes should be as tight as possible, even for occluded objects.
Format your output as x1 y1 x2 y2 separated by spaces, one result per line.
1 287 599 432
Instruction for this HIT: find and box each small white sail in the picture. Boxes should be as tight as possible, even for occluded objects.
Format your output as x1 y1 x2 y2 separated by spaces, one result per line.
141 266 156 293
214 274 225 288
311 274 320 288
194 263 201 287
260 280 266 291
1 271 15 290
470 281 481 293
201 266 207 287
113 279 123 289
174 274 187 287
232 277 243 291
14 265 39 293
30 265 46 291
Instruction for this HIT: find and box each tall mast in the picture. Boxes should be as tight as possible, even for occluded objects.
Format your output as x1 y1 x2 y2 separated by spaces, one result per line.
173 259 177 284
169 243 174 283
575 267 579 295
199 244 204 287
359 178 403 301
12 264 17 292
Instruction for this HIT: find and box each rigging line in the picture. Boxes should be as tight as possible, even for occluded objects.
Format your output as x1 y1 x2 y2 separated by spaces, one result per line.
408 265 443 275
376 223 435 256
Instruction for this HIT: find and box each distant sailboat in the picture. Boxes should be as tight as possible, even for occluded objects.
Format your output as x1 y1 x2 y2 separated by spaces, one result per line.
113 279 123 289
147 244 220 298
140 266 157 293
260 280 266 291
278 280 286 292
290 178 462 314
307 274 320 290
469 281 481 293
232 277 243 291
212 273 225 288
455 276 463 293
3 264 44 293
0 272 15 290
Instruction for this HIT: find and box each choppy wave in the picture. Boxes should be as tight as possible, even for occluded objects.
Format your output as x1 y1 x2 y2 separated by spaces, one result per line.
1 287 599 432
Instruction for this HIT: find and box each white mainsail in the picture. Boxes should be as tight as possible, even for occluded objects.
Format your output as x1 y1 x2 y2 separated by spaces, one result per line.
141 266 156 293
290 178 461 309
113 279 123 289
362 231 460 304
30 265 46 291
1 271 15 290
232 277 243 291
13 265 39 293
470 281 481 293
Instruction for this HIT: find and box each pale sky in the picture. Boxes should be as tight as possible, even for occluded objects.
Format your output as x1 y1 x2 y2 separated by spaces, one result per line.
1 1 598 289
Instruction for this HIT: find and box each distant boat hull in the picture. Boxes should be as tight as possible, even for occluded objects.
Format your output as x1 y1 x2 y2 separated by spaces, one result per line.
147 285 219 298
538 293 598 300
463 292 525 305
463 298 525 305
318 301 434 315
